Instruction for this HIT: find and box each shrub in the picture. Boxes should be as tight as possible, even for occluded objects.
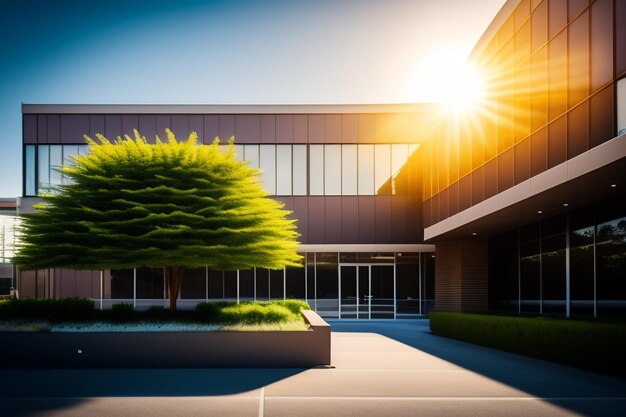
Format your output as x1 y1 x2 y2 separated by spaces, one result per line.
144 306 170 321
429 312 626 375
109 303 135 322
195 301 235 322
0 297 94 321
49 297 94 322
273 299 311 315
219 303 293 325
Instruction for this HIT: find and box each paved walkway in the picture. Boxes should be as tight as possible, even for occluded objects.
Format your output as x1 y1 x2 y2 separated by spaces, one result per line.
1 320 626 416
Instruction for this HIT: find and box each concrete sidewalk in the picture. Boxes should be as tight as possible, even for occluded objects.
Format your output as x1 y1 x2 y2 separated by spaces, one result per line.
1 320 625 416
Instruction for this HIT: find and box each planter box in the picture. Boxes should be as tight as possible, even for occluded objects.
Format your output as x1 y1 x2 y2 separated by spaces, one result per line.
0 310 331 369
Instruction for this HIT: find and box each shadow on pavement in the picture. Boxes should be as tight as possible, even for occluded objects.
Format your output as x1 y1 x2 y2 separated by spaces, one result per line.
330 319 626 417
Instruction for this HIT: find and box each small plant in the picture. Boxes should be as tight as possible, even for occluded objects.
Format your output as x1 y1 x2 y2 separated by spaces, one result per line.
144 306 170 321
109 303 135 322
49 297 94 322
195 301 235 322
273 299 311 315
0 297 94 321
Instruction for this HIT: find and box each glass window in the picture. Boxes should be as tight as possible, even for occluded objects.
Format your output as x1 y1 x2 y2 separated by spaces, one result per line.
358 145 374 195
286 265 305 299
520 242 540 313
25 145 36 196
136 267 164 299
243 145 259 168
270 269 284 299
78 145 90 156
49 145 63 192
315 252 339 317
224 270 237 299
239 269 255 300
324 145 342 195
62 145 79 185
181 268 206 299
541 235 566 315
37 145 50 195
341 145 358 195
255 268 269 300
234 145 244 161
596 215 626 316
208 270 224 299
110 269 134 299
391 144 408 176
309 145 324 195
374 144 391 194
259 145 276 195
292 145 307 195
276 145 292 195
571 226 595 316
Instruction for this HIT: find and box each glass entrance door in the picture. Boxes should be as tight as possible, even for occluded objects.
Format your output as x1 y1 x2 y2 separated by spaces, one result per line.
340 264 395 319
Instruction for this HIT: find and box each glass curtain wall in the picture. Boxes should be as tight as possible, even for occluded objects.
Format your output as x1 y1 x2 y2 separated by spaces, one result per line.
489 194 626 318
106 251 435 318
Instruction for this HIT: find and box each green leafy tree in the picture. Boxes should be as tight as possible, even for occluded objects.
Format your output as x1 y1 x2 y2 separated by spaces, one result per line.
15 130 301 311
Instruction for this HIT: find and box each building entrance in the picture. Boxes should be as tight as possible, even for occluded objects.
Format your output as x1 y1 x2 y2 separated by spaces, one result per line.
339 264 395 319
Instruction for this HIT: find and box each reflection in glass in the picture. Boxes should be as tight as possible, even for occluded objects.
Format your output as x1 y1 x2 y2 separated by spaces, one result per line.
276 145 292 195
25 145 36 196
256 268 269 300
243 145 259 168
239 269 255 300
324 145 342 195
571 227 594 316
374 144 391 193
358 145 374 195
259 145 276 195
309 145 324 195
181 268 207 299
49 145 63 192
341 145 358 195
270 269 284 299
286 265 305 299
292 145 307 195
136 267 164 299
597 217 626 316
315 252 338 317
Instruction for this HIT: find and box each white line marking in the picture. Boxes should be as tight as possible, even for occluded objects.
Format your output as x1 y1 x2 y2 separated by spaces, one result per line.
263 396 626 401
258 387 265 417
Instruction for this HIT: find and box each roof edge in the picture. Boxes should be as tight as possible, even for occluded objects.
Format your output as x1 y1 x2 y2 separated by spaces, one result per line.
22 103 439 115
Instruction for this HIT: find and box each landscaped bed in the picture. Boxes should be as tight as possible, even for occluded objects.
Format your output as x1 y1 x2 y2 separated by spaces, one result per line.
0 298 331 368
0 298 310 331
429 311 626 375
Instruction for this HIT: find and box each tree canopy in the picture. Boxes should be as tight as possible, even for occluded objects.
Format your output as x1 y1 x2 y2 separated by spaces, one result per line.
14 130 302 310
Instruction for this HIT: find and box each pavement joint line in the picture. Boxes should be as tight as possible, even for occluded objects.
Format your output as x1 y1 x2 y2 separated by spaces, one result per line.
258 386 265 417
262 396 626 401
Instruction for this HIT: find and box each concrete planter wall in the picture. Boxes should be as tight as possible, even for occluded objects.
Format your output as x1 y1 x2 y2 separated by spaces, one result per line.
0 310 331 369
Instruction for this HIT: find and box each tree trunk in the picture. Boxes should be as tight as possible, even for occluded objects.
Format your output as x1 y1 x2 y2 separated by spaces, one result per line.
165 266 184 312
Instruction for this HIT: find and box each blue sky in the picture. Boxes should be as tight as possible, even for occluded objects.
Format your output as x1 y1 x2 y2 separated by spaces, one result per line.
0 0 504 197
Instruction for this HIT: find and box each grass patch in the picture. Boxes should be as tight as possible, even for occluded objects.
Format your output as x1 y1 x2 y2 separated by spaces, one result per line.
0 298 312 330
429 311 626 375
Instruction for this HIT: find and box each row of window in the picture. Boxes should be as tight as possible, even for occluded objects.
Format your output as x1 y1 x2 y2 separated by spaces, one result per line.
25 144 420 197
490 195 626 317
102 252 435 318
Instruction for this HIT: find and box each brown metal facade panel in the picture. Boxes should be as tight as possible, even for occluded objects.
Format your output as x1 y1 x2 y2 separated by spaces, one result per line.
105 115 121 140
405 196 423 242
121 114 139 138
60 115 90 143
390 195 408 243
293 115 308 143
374 196 392 244
89 115 105 138
276 114 294 143
203 115 219 144
358 196 376 243
341 114 358 143
138 115 157 143
171 114 190 139
219 115 235 142
235 114 260 143
324 197 342 243
47 115 60 143
23 115 37 144
340 197 359 243
37 115 47 144
324 114 341 143
435 239 488 312
358 114 374 143
308 114 324 142
189 115 204 141
293 196 309 243
307 197 325 243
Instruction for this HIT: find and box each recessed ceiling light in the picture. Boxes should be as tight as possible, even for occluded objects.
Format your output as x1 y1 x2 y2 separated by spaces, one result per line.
563 203 569 207
611 184 617 188
471 232 477 236
537 210 543 214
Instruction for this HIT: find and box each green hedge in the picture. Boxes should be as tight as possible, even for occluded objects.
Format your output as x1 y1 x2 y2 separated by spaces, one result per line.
429 312 626 375
195 300 311 325
0 297 95 322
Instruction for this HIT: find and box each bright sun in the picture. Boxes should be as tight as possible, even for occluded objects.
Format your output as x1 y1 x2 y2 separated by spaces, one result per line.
440 64 486 114
409 53 486 114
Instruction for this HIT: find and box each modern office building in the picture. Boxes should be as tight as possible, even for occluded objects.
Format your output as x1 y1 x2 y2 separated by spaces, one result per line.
16 0 626 318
